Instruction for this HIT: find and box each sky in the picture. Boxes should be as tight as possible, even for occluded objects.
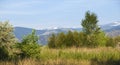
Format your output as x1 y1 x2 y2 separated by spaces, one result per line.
0 0 120 29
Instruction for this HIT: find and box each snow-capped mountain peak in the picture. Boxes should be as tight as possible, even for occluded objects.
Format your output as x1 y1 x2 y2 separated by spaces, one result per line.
52 27 60 29
111 21 120 26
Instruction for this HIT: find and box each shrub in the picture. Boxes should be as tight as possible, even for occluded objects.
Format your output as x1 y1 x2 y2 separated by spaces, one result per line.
0 21 17 60
16 30 41 59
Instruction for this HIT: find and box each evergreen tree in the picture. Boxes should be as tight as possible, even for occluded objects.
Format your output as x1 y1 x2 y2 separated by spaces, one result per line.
22 30 39 44
17 30 41 59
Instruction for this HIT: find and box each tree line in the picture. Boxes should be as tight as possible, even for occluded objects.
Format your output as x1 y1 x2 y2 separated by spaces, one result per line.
0 11 120 60
48 11 120 48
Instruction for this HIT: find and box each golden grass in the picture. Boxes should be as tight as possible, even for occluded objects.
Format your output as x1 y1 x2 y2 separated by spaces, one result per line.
0 47 120 65
0 59 90 65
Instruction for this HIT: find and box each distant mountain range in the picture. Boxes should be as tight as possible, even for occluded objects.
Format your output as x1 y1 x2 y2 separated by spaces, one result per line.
14 21 120 45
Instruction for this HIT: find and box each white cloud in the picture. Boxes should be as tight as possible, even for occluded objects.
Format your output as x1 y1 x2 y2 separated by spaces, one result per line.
1 1 45 8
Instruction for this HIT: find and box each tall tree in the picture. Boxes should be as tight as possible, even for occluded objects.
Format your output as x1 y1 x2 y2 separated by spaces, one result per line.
81 11 107 47
81 11 100 35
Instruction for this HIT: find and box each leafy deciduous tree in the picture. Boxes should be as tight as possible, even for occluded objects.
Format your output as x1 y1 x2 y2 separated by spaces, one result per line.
0 21 17 60
48 33 56 48
81 11 107 47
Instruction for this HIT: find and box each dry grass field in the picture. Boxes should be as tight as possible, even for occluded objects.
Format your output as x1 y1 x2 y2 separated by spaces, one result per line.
0 47 120 65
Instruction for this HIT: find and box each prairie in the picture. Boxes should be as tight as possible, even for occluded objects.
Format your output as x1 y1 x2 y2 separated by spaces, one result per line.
0 47 120 65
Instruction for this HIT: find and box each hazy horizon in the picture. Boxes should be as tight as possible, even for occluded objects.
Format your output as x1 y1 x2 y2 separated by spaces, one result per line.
0 0 120 29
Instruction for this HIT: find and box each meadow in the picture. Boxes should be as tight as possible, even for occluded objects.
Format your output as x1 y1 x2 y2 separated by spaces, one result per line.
0 47 120 65
1 12 120 65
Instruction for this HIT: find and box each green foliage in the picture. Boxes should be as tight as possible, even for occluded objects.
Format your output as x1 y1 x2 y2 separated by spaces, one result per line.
0 47 9 60
81 11 108 47
114 36 120 44
95 32 108 47
55 32 66 48
48 34 56 48
106 37 115 47
106 36 120 47
48 11 109 48
73 31 82 47
81 11 100 34
65 31 75 47
17 30 41 59
48 31 109 48
0 21 17 60
81 11 100 35
83 31 108 47
19 42 41 59
48 31 83 48
22 30 39 44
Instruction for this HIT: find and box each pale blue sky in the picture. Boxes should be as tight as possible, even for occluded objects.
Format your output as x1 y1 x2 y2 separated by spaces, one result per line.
0 0 120 29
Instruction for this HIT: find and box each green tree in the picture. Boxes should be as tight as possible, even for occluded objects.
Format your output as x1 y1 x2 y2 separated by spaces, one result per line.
55 32 66 48
65 31 75 47
21 30 39 44
81 11 107 47
48 33 56 48
17 30 41 59
0 21 17 60
73 31 81 47
81 11 100 35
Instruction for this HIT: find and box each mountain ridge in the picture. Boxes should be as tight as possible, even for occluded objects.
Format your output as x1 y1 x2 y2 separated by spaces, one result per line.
14 22 120 45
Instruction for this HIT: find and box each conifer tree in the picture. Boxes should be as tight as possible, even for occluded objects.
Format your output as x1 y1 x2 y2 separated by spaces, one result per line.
17 30 41 59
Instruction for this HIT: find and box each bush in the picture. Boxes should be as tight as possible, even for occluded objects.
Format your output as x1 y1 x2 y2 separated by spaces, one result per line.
0 47 9 60
55 32 66 48
106 37 115 47
16 30 41 59
0 21 17 60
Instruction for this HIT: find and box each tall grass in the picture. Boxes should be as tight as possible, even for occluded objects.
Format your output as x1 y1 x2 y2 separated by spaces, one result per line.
0 47 120 65
40 47 120 60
